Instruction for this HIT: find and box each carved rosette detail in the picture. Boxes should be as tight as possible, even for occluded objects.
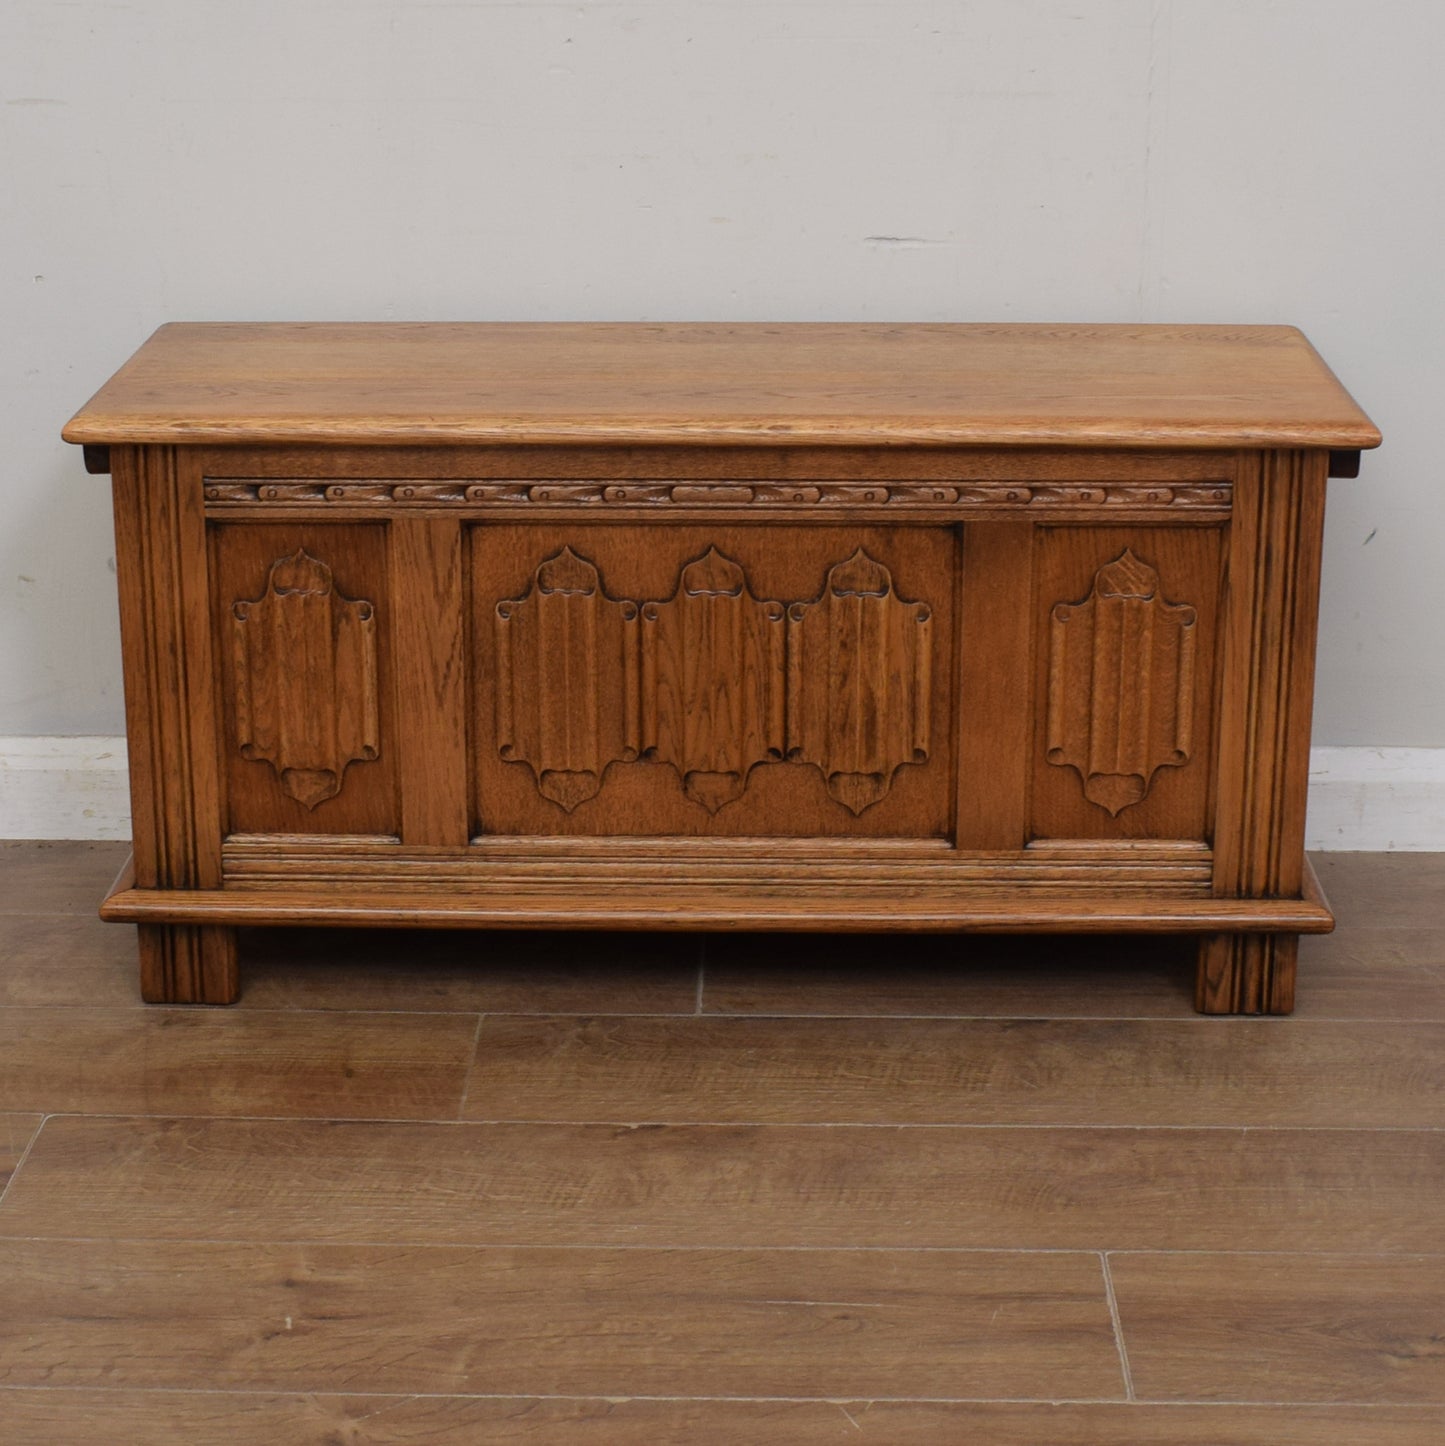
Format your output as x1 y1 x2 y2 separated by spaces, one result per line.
230 550 379 808
1046 549 1197 816
640 548 786 814
494 548 640 812
786 549 932 814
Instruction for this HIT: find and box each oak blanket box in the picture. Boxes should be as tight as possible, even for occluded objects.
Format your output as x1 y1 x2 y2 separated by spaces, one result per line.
64 323 1380 1011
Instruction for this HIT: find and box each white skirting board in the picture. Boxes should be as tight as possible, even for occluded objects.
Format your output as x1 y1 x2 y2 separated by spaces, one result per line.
2 737 1444 851
1304 747 1445 853
0 737 132 842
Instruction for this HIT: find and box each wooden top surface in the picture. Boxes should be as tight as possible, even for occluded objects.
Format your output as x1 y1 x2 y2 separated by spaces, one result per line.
63 322 1381 449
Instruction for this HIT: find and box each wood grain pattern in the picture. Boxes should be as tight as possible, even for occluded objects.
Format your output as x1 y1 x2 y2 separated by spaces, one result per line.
192 439 1243 483
133 924 239 1008
494 547 641 813
1113 1253 1445 1404
240 926 702 1014
471 524 955 838
0 840 131 915
703 931 1204 1017
109 446 237 1003
787 548 931 813
63 323 1381 448
1311 851 1445 924
0 1007 476 1118
0 914 149 1007
459 1015 1445 1127
391 517 469 845
1046 549 1197 816
100 877 1336 933
0 1115 42 1195
1295 936 1445 1020
3 909 1441 1019
0 849 1441 1426
1031 525 1222 844
203 475 1236 518
702 927 1445 1022
3 1393 1440 1446
0 1239 1121 1398
73 327 1375 1010
490 542 932 818
211 521 396 838
110 448 224 892
6 1116 1443 1255
642 547 785 813
1200 450 1330 1013
230 549 379 809
956 522 1032 849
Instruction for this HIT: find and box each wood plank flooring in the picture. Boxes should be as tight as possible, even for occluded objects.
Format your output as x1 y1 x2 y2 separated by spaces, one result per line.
1 840 1443 1442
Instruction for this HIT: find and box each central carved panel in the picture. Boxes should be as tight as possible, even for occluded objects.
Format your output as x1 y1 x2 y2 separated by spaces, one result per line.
641 548 786 814
490 545 933 817
787 549 933 815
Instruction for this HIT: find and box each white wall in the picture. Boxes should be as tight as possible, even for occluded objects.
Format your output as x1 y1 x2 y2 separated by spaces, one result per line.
2 0 1439 747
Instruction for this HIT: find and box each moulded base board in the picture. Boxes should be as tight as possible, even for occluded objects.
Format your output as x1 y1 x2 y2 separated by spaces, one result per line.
2 737 1444 850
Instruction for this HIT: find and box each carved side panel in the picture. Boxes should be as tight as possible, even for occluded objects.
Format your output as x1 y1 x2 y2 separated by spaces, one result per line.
231 549 379 809
494 547 640 811
786 549 932 814
640 548 785 813
1046 548 1197 816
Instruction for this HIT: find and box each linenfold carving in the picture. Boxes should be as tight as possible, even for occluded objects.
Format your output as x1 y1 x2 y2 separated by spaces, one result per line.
640 548 785 814
1046 549 1197 815
494 548 640 812
491 546 933 815
231 550 379 808
787 549 932 814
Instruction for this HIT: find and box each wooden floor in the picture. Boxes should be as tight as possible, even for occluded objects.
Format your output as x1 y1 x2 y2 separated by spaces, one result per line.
0 844 1442 1443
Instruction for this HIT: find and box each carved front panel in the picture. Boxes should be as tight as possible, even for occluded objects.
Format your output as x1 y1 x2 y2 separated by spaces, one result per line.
641 549 785 813
1030 527 1222 843
1046 549 1197 816
471 525 955 838
231 550 379 808
787 550 932 815
495 548 640 812
211 524 397 837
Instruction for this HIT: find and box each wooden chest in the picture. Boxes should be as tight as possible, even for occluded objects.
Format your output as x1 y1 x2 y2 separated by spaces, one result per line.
65 323 1380 1012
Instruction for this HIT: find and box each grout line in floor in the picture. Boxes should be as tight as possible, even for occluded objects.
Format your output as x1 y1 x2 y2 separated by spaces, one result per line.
16 1110 1445 1133
3 1006 1444 1031
1100 1252 1136 1402
2 1234 1443 1261
0 1114 50 1215
0 1383 1437 1409
0 1004 1416 1024
0 1237 1121 1253
453 1014 487 1121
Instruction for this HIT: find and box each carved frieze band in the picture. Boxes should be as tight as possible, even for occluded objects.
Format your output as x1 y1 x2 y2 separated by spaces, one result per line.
230 550 380 808
495 547 930 815
205 479 1231 513
1046 549 1198 816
